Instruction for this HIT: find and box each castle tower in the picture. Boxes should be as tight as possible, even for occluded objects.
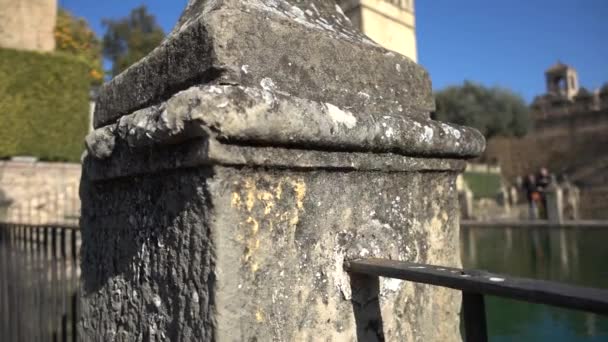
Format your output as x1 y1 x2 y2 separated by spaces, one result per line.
545 62 579 100
0 0 57 52
337 0 418 62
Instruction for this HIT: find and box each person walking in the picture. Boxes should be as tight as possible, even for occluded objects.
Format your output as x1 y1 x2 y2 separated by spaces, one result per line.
536 167 552 219
523 173 539 220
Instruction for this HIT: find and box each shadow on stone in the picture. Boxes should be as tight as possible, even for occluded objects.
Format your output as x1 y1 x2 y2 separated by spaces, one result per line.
79 164 215 298
350 273 386 342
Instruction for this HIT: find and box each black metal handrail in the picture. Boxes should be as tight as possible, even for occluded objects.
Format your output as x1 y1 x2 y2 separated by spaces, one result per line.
345 258 608 342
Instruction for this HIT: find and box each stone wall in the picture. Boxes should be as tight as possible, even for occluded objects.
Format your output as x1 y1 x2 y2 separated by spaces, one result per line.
0 0 57 52
0 160 80 224
485 108 608 181
580 188 608 220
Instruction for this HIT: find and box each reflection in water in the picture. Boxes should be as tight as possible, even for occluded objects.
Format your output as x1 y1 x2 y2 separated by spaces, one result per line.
461 227 608 341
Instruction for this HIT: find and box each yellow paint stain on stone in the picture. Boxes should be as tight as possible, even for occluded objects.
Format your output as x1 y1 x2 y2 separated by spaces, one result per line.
244 179 256 212
291 178 307 209
257 191 275 215
246 217 259 234
275 182 284 199
231 176 308 274
436 184 445 194
231 193 242 208
255 309 265 323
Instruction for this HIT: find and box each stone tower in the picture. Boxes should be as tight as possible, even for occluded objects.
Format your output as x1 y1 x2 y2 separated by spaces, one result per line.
545 62 579 100
0 0 57 52
337 0 418 62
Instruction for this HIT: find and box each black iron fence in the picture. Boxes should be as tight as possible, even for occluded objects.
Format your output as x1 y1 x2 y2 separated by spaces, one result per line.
0 222 80 342
345 258 608 342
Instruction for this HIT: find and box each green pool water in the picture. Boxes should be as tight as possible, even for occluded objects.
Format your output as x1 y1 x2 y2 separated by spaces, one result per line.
461 227 608 341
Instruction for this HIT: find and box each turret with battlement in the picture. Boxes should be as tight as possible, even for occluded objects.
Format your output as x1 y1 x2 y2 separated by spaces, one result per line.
531 63 606 122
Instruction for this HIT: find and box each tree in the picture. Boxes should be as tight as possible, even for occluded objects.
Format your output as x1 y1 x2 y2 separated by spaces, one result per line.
102 6 165 77
433 81 531 139
55 8 103 83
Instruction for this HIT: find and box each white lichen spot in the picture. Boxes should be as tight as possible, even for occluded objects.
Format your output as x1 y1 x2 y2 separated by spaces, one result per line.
385 127 395 138
326 103 357 129
359 248 370 257
489 277 505 282
442 123 462 139
192 291 199 304
395 64 402 72
409 266 426 269
207 85 223 94
260 78 277 104
357 91 371 100
241 65 250 74
423 126 434 143
382 278 403 293
216 101 229 108
260 77 276 91
335 4 346 16
290 6 306 20
153 295 162 308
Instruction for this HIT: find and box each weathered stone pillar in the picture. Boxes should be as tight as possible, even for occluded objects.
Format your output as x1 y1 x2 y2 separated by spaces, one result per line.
80 1 485 341
458 189 474 220
546 185 565 224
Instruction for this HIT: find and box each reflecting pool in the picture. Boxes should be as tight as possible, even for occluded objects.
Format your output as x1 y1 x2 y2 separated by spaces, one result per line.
461 227 608 341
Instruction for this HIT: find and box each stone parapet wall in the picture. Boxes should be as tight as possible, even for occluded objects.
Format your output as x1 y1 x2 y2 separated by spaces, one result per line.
0 160 81 224
485 108 608 181
580 188 608 220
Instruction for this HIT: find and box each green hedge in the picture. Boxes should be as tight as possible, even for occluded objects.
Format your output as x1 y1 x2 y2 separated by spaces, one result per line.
0 48 90 162
463 172 502 199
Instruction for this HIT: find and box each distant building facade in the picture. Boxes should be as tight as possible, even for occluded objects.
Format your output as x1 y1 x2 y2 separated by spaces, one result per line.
531 62 608 122
0 0 57 52
337 0 418 62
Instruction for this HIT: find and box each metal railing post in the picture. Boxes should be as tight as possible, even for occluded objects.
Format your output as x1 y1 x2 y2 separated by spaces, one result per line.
462 292 488 342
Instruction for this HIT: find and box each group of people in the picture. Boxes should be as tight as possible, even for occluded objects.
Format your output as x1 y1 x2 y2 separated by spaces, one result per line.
522 167 552 220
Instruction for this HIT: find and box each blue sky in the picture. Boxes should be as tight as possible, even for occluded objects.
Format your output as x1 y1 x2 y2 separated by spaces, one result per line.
59 0 607 102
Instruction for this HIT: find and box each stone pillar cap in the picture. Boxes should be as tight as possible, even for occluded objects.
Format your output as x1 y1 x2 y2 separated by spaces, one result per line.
88 0 485 166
